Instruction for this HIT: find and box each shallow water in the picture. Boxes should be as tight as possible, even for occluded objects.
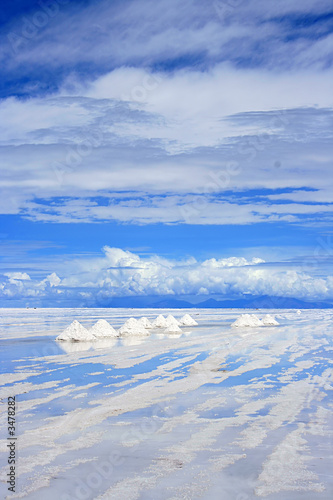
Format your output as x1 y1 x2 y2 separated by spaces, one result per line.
0 308 332 499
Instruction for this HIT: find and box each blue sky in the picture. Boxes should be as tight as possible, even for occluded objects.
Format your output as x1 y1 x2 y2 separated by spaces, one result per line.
0 0 332 306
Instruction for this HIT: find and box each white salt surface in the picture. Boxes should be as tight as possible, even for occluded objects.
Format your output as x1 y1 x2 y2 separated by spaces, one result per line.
179 313 198 326
1 308 332 500
89 319 118 338
231 313 263 327
56 320 96 342
261 314 280 326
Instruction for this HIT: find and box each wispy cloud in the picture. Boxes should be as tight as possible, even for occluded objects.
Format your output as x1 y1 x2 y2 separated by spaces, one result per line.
2 0 333 92
0 82 332 225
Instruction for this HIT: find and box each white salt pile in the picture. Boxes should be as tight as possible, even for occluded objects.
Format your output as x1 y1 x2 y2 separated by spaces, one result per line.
261 314 279 326
179 314 198 326
118 318 149 337
165 314 180 327
137 317 153 329
89 319 118 338
231 314 263 328
120 318 138 330
152 314 168 328
164 324 182 334
56 320 96 342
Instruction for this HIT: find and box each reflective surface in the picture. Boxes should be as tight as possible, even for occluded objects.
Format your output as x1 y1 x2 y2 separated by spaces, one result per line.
0 308 332 499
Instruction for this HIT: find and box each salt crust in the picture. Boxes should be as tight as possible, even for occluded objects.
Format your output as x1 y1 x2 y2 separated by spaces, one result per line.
4 311 332 500
255 425 325 496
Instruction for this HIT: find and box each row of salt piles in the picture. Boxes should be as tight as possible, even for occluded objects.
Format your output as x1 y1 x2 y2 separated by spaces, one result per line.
153 313 198 329
231 313 279 328
56 313 198 342
118 314 198 335
56 319 118 342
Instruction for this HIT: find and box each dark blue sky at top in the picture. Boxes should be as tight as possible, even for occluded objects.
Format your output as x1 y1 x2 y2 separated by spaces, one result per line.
1 0 333 97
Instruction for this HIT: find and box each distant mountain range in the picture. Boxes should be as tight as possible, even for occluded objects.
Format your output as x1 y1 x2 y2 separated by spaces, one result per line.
104 295 333 309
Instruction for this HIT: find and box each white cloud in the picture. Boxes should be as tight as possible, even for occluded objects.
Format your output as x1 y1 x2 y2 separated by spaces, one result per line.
0 1 332 228
39 272 61 289
2 0 333 74
1 247 332 305
4 272 31 283
0 83 332 226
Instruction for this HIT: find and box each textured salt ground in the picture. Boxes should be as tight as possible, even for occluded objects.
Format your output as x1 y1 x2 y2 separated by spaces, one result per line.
0 309 332 500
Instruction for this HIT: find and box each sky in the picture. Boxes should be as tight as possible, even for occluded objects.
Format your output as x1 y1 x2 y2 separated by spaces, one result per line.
0 0 333 307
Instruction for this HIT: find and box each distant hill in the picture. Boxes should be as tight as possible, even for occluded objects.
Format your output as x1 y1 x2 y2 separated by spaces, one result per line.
105 295 333 309
150 299 194 308
195 296 333 309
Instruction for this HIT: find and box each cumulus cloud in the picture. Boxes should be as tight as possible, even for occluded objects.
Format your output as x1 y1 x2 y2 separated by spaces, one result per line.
1 247 332 306
4 272 31 283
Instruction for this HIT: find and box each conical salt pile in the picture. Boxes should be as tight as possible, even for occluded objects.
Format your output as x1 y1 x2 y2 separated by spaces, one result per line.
164 324 182 334
165 314 180 327
90 319 118 338
137 317 153 329
261 314 279 326
118 317 149 336
152 314 167 328
231 314 263 328
56 320 95 342
179 314 198 326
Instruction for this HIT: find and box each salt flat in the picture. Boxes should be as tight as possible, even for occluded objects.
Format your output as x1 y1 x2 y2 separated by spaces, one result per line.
0 308 332 500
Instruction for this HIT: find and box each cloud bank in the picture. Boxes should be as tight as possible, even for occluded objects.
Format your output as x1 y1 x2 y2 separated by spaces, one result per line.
1 247 332 306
